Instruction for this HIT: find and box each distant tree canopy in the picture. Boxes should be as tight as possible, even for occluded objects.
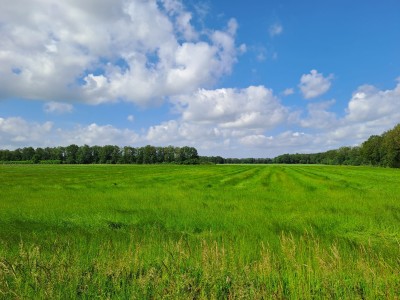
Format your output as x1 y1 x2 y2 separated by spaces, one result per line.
270 123 400 168
209 124 400 167
1 123 399 167
0 145 199 165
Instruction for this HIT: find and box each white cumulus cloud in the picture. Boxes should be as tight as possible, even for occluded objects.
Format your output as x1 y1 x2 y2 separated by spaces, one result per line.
345 83 400 123
300 100 337 129
299 70 333 99
59 123 139 146
0 0 239 106
0 117 139 149
174 86 287 129
146 120 224 146
0 117 53 148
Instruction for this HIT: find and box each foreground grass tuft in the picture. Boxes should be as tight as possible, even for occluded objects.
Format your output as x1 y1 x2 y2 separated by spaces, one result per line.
1 233 399 299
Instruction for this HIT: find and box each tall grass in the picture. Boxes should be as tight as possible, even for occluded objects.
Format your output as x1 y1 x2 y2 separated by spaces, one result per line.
0 165 399 298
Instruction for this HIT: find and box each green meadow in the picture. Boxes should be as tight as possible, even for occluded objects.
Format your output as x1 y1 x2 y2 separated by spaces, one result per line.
0 164 399 299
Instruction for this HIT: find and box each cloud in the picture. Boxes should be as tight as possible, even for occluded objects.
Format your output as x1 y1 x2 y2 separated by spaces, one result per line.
146 120 224 147
300 100 337 129
283 88 294 96
238 44 247 54
269 23 283 37
44 102 73 114
193 1 210 20
325 81 400 144
174 86 287 130
345 83 400 123
162 0 198 40
294 81 400 149
0 0 239 106
0 115 142 149
299 70 333 99
144 85 289 155
239 131 312 149
59 123 139 146
127 115 135 122
253 47 267 62
239 134 273 147
0 117 53 148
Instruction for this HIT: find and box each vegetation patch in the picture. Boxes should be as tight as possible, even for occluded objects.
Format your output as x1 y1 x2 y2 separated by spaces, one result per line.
0 164 399 298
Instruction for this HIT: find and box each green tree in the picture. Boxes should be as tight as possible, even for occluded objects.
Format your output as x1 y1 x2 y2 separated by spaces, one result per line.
156 147 165 163
87 146 99 164
164 146 176 163
65 144 79 164
361 135 383 166
21 147 35 161
122 146 136 164
143 145 156 164
0 150 13 161
99 145 121 164
382 124 400 168
76 145 92 164
136 147 144 164
179 146 199 163
13 148 22 161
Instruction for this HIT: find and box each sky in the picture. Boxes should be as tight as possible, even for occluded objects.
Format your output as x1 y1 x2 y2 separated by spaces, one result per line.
0 0 399 158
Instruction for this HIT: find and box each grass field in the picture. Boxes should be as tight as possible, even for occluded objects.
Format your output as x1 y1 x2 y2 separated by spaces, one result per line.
0 164 399 299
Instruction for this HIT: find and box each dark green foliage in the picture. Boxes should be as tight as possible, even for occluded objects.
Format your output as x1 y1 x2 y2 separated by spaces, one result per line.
0 145 199 165
381 124 400 167
361 135 383 166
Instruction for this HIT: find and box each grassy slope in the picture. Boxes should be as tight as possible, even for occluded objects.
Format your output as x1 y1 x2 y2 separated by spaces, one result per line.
0 164 399 299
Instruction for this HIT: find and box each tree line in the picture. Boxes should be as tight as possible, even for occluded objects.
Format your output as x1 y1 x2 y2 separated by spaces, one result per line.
1 123 399 167
0 145 199 165
271 123 400 168
204 123 399 167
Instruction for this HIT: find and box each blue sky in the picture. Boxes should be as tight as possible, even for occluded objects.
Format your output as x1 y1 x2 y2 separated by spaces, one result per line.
0 0 399 157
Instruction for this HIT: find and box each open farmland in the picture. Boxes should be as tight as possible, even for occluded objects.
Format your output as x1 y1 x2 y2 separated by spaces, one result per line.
0 164 399 299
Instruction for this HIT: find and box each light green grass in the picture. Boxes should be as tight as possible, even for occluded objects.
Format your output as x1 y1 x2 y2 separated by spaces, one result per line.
0 164 399 299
